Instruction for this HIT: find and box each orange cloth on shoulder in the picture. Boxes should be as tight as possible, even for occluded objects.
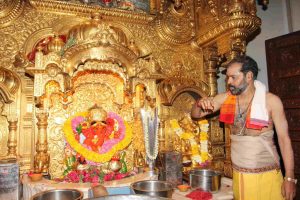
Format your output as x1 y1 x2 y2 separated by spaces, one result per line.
219 94 236 124
219 94 263 130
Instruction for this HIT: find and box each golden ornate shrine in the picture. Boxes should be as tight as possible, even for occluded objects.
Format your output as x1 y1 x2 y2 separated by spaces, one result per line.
0 0 263 179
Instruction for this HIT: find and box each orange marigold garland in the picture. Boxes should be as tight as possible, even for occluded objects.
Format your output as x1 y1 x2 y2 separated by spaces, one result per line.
63 112 132 163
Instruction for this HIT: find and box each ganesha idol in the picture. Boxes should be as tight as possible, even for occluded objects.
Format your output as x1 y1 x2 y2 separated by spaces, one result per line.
78 105 120 152
62 104 132 183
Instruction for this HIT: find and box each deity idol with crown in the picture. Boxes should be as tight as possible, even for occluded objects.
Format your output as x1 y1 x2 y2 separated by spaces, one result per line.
62 104 132 182
77 105 121 152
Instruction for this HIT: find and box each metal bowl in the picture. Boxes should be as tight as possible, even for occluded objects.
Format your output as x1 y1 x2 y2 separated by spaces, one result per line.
86 194 169 200
130 180 173 198
31 189 83 200
189 169 222 193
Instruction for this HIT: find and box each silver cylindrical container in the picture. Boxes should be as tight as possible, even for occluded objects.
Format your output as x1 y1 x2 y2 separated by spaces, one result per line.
0 158 20 200
31 189 83 200
189 169 221 193
131 180 173 198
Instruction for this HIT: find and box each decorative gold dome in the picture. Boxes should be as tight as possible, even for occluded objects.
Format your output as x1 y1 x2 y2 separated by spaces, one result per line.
47 35 65 53
67 14 128 46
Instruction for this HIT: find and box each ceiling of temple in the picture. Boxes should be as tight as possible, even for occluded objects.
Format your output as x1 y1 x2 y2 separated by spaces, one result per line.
56 0 150 13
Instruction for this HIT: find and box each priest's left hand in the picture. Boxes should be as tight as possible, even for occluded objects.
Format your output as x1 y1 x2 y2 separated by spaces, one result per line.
282 180 296 200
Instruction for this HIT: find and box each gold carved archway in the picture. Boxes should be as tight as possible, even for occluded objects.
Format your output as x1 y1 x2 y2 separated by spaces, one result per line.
0 0 262 177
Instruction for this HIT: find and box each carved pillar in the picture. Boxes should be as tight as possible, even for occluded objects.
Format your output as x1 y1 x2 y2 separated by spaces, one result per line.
203 46 225 172
229 0 247 60
6 102 19 159
230 35 246 60
204 46 219 96
6 120 18 158
34 111 50 174
158 119 166 152
224 124 232 177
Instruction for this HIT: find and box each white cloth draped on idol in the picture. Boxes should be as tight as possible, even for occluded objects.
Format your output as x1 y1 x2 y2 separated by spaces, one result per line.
140 108 159 174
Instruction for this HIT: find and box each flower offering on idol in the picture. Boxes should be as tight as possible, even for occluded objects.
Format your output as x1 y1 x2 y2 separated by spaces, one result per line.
61 105 133 183
198 119 211 167
170 117 211 167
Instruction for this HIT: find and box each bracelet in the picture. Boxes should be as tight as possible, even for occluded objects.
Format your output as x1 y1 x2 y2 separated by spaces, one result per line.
284 177 298 184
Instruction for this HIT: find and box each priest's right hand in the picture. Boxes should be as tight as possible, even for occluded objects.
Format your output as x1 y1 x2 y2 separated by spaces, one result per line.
191 97 214 119
196 97 214 112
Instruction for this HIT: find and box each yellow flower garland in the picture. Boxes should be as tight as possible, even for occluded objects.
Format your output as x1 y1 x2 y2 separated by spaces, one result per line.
170 119 200 161
170 118 210 164
63 112 132 163
198 120 210 163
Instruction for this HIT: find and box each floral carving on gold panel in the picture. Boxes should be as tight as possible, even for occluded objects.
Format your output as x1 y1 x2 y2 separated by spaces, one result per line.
72 83 116 113
210 119 223 143
48 107 67 178
211 145 224 158
156 2 195 44
0 33 19 68
156 49 203 79
0 0 24 28
126 23 171 55
29 0 153 24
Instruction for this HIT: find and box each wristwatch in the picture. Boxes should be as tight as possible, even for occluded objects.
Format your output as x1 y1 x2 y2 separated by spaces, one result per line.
284 177 298 184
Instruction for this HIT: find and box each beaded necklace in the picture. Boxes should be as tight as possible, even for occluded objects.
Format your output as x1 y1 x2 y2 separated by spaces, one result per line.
236 93 254 136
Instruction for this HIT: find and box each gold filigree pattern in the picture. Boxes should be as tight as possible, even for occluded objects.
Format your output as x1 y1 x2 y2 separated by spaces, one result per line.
0 0 24 28
196 15 261 47
158 78 210 105
155 49 204 80
47 102 67 178
211 159 224 172
28 0 154 24
0 34 19 69
72 83 116 112
211 145 224 158
72 70 125 105
62 44 137 74
73 61 126 85
156 3 195 44
18 6 63 51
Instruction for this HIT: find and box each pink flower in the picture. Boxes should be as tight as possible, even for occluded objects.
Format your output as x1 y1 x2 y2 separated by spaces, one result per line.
115 172 130 180
68 171 80 183
104 173 114 181
91 176 99 183
83 176 91 183
114 173 124 180
82 172 91 182
71 116 85 133
98 113 125 154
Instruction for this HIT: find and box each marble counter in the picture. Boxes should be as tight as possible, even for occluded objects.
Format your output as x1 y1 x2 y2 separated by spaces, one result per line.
172 177 233 200
22 172 154 200
22 173 233 200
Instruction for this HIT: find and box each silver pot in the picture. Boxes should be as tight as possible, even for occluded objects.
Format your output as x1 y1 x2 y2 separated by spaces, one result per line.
189 169 222 193
130 180 173 198
86 194 169 200
31 189 83 200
